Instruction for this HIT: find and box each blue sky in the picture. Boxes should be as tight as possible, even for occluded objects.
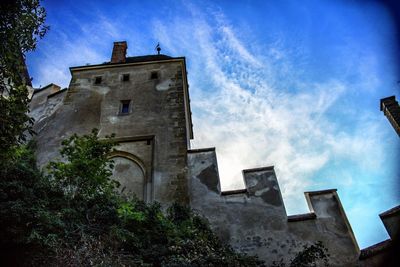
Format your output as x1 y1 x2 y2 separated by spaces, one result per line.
26 0 399 248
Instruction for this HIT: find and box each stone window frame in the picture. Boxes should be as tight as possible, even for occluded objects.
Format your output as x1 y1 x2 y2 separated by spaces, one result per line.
119 100 131 115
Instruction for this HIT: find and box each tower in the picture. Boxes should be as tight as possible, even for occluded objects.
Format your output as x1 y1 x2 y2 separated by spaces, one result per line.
380 95 400 137
31 41 193 204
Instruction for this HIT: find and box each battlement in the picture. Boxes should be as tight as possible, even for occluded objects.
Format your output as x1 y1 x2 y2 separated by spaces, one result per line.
379 205 400 240
187 147 397 266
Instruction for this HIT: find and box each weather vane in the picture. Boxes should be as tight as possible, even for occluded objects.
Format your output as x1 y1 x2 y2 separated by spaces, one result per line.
155 42 161 55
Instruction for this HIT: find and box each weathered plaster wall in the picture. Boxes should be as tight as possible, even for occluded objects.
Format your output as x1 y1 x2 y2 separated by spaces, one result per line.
29 84 66 127
188 148 360 266
30 59 190 204
111 156 145 199
110 139 153 202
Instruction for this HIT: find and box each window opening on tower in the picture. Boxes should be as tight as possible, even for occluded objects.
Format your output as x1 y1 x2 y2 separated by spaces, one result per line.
120 100 131 114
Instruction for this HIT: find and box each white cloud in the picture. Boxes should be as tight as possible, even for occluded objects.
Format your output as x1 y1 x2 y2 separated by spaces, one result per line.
219 26 262 68
150 4 392 216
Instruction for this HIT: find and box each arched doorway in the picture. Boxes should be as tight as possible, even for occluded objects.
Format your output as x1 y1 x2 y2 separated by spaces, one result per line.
109 151 146 200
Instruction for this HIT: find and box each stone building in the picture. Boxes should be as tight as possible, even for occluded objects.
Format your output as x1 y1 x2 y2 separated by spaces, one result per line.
30 41 192 204
30 41 399 266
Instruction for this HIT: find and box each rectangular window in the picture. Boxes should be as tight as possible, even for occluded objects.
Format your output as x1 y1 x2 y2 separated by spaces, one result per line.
150 71 158 80
120 100 131 114
122 74 130 82
94 76 102 84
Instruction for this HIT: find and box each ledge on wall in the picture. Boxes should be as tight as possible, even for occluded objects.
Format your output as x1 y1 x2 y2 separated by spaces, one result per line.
287 212 316 222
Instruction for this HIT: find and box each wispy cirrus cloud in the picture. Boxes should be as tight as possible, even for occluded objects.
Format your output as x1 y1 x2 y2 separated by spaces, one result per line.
28 13 124 88
152 3 395 217
219 25 263 68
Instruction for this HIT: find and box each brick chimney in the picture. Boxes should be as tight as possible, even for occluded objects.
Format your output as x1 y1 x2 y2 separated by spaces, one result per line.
110 41 127 63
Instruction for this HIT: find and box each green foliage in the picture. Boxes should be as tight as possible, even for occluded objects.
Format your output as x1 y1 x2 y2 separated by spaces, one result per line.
0 142 63 264
117 201 146 222
0 85 35 158
289 241 329 267
0 0 48 159
47 128 118 201
109 199 263 266
1 130 262 266
272 241 329 267
0 0 48 87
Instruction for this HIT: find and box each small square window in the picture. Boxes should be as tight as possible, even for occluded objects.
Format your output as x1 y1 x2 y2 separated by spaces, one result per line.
150 71 158 80
120 100 131 114
122 74 130 82
94 76 102 84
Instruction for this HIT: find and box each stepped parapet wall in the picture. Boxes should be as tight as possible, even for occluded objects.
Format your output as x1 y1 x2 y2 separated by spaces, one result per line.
188 148 397 266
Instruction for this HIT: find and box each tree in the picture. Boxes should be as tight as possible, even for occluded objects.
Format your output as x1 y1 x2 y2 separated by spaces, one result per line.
272 241 330 267
0 1 49 264
289 241 329 267
0 0 48 160
0 141 62 265
47 129 118 202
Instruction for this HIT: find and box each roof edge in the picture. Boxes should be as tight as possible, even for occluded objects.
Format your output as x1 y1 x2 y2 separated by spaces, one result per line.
70 56 186 72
